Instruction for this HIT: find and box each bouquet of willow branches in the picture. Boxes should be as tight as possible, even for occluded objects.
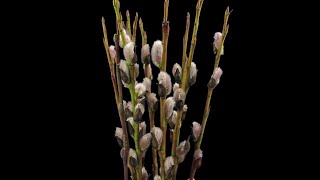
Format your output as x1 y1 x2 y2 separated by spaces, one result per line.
102 0 231 179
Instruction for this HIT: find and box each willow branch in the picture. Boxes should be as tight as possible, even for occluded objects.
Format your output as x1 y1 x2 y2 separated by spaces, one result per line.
190 7 231 180
160 0 170 71
159 97 166 180
182 12 190 69
132 13 139 45
102 17 119 105
139 18 147 46
181 0 204 91
126 10 132 38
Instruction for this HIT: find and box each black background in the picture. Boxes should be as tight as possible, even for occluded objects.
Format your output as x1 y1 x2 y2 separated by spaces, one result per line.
37 0 281 179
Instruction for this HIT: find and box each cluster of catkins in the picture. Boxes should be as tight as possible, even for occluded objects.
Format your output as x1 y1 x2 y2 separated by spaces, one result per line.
112 28 223 179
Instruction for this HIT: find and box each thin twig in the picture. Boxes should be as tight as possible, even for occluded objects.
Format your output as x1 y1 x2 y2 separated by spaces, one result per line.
159 1 170 180
102 16 130 180
126 10 132 38
159 97 166 180
160 0 170 71
113 0 127 45
102 17 119 105
171 110 183 180
190 7 231 179
132 13 139 45
116 27 130 180
182 13 190 69
139 18 147 46
181 0 204 91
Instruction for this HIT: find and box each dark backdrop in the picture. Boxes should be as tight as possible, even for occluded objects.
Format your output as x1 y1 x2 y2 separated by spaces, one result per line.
44 0 274 179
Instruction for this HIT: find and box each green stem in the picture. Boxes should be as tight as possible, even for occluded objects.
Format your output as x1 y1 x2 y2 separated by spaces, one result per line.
159 97 166 180
161 0 170 71
181 0 204 91
171 110 183 180
113 0 127 46
126 10 132 37
128 65 142 180
149 109 158 176
196 88 212 149
182 13 190 70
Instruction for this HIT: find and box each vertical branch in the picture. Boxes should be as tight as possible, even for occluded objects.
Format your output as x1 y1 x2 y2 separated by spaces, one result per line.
126 10 132 37
139 18 147 46
113 0 127 45
140 16 157 176
102 17 119 105
171 110 183 180
149 109 158 176
182 13 190 69
159 97 166 180
190 7 231 180
214 7 231 69
116 26 130 180
181 0 204 91
132 13 139 45
160 0 170 71
102 16 130 180
159 1 170 180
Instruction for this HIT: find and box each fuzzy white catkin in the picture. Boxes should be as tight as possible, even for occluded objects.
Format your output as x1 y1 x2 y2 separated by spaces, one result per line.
173 83 179 93
119 29 131 48
190 62 198 79
192 122 201 142
135 103 145 115
143 78 151 93
214 32 224 55
165 97 176 119
194 149 203 159
124 42 135 62
172 63 182 76
135 83 146 97
151 40 163 68
135 63 139 78
151 127 163 148
140 133 152 151
141 44 150 61
157 71 172 96
212 67 223 84
164 156 174 172
109 45 116 62
115 127 123 140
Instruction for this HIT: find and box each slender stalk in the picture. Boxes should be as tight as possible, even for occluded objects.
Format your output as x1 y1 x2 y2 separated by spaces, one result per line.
181 0 204 91
102 17 119 105
132 13 139 45
171 110 183 180
214 7 231 69
161 0 170 71
189 88 212 180
126 10 132 37
102 16 130 180
113 0 127 45
159 97 166 180
128 64 143 180
170 1 204 179
170 15 191 179
140 18 157 175
139 18 147 46
149 108 158 176
157 1 170 180
189 158 197 180
196 89 212 149
182 13 190 69
189 7 231 179
116 35 130 180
